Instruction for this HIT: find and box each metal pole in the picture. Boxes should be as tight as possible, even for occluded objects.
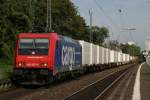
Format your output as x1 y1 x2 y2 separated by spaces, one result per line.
29 0 32 32
89 10 92 43
46 0 49 32
29 0 35 32
46 0 52 32
49 0 52 31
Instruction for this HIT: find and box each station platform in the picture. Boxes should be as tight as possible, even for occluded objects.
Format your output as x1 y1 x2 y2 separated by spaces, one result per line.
140 63 150 100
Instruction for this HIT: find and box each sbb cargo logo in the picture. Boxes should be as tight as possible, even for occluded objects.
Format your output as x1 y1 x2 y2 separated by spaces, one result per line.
61 46 75 70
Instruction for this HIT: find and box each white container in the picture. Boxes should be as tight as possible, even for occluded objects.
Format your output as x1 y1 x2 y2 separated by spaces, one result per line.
121 52 123 62
120 52 123 62
103 48 106 64
114 51 118 63
129 56 133 61
96 46 100 64
110 50 115 63
118 52 121 62
99 46 103 64
101 47 105 64
126 54 130 62
78 40 92 66
124 54 126 62
105 48 109 64
123 53 126 62
108 49 110 63
92 44 98 65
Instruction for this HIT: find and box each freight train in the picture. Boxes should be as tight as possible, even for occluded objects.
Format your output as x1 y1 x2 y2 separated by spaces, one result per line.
12 32 137 85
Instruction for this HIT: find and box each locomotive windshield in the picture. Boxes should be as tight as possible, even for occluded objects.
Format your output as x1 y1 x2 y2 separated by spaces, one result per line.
19 39 34 48
18 38 49 55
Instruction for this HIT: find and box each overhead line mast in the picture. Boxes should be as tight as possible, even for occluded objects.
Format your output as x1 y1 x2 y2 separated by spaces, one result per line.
46 0 52 32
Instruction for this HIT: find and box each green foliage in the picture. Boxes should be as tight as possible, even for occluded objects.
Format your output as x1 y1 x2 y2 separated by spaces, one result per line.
51 0 89 41
0 58 12 80
120 44 141 56
6 12 31 32
0 0 32 59
0 0 109 61
1 43 13 61
92 26 109 45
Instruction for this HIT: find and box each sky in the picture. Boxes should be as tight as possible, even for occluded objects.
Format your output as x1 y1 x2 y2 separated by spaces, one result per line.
71 0 150 49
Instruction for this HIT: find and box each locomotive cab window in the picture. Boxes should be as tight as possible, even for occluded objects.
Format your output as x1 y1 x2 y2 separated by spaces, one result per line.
19 39 34 48
18 38 49 55
35 39 49 49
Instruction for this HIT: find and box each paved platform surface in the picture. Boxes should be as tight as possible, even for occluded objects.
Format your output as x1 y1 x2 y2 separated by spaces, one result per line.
140 63 150 100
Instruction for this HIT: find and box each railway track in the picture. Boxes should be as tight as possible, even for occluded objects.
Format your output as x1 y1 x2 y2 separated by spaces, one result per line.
0 79 13 90
63 65 135 100
0 64 137 100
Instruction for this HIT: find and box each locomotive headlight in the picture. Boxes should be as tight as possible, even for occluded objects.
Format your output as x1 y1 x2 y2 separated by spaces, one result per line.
18 62 25 67
44 63 47 67
40 63 48 67
18 63 22 67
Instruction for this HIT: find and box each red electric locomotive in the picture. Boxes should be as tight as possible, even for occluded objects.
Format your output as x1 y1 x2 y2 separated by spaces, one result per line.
12 32 82 85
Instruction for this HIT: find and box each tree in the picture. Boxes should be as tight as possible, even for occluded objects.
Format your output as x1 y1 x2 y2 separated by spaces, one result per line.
92 26 109 45
107 40 121 51
0 0 31 59
51 0 88 40
120 44 141 56
0 0 109 60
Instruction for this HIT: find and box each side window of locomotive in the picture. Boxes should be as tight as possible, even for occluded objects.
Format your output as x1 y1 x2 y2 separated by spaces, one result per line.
35 39 49 49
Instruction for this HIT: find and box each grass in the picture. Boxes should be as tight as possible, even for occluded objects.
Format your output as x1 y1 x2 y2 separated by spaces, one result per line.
0 58 13 80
